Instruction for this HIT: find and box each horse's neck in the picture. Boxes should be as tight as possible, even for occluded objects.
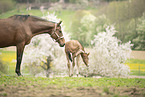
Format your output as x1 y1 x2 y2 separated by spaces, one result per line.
30 21 55 36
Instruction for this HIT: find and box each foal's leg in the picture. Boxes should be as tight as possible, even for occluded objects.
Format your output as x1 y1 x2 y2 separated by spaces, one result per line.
15 42 25 76
76 55 80 77
66 53 71 77
67 61 71 77
71 57 75 77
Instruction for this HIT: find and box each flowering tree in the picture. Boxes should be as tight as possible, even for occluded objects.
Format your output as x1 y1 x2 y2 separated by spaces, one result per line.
85 26 132 77
76 14 111 46
22 12 70 77
133 13 145 50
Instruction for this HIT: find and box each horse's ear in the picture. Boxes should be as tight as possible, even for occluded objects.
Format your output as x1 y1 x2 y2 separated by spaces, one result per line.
57 21 62 26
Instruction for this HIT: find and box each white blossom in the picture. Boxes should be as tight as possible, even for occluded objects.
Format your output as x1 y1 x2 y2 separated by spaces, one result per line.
88 26 132 77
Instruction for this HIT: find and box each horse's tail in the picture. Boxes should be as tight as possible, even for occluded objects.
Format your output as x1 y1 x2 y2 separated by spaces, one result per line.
67 52 72 62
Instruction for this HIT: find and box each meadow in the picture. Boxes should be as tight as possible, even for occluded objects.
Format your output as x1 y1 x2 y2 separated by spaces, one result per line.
0 8 145 97
0 76 145 97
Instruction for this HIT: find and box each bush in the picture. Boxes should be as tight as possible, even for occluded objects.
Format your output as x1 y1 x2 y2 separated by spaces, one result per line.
84 26 132 77
0 0 15 14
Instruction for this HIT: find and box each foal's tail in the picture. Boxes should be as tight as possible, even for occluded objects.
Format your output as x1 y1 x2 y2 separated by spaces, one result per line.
67 51 72 62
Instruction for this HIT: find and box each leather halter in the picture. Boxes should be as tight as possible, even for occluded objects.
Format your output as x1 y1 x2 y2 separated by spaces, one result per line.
50 23 64 42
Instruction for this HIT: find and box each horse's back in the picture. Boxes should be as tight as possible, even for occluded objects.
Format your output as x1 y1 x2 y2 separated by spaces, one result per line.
0 18 26 47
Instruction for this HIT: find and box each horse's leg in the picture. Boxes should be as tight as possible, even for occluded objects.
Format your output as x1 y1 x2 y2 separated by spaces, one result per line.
15 42 25 76
76 55 80 77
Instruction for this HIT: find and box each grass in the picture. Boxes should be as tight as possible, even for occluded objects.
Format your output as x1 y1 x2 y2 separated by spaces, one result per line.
126 59 145 76
0 76 145 97
0 76 145 88
0 50 145 76
0 49 16 75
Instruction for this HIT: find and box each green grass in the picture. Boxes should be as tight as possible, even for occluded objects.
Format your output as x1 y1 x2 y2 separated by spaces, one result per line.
0 50 16 75
126 59 145 76
0 76 145 97
126 59 145 64
0 76 145 88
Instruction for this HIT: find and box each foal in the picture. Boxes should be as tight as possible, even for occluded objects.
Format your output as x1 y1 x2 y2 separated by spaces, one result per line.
65 40 89 77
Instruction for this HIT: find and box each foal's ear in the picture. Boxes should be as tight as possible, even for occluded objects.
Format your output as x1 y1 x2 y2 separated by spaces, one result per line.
57 21 62 26
87 52 90 56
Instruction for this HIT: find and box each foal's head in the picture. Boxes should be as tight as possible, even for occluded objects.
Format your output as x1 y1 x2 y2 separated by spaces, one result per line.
81 52 90 67
51 21 65 47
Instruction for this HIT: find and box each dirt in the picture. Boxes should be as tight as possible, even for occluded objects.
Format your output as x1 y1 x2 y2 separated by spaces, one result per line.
130 51 145 60
0 85 145 97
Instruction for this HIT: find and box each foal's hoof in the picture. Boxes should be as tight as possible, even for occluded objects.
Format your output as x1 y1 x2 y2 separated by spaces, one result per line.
84 74 88 77
69 74 73 77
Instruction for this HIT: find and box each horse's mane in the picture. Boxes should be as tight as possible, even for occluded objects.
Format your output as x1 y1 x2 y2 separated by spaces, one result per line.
10 15 30 21
9 15 51 22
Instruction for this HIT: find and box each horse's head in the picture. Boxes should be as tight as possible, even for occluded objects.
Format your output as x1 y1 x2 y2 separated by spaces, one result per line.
81 52 90 67
50 21 65 47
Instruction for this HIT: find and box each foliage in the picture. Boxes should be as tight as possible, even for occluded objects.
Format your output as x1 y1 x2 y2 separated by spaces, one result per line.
132 13 145 50
100 0 145 44
71 12 111 46
86 26 132 77
0 0 15 14
77 13 96 46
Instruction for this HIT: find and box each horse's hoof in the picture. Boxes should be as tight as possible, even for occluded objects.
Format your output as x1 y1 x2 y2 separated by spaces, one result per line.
16 72 22 76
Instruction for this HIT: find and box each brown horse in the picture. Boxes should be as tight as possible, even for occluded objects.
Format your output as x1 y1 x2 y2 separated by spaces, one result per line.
65 40 89 77
0 15 65 76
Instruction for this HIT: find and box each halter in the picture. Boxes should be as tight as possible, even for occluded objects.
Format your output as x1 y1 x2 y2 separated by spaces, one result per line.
50 23 64 42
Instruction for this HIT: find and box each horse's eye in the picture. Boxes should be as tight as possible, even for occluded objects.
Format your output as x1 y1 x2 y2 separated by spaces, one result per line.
59 31 62 33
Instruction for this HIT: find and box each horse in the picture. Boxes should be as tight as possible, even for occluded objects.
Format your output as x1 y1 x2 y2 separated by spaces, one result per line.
0 15 65 76
65 40 89 77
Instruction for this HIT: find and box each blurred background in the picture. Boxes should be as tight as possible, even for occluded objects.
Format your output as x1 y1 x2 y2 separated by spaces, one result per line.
0 0 145 49
0 0 145 76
